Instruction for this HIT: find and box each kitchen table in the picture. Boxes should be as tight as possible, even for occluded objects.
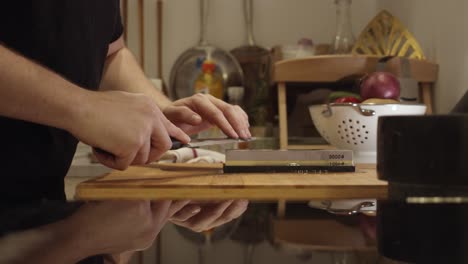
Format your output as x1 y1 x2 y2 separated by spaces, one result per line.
75 164 387 201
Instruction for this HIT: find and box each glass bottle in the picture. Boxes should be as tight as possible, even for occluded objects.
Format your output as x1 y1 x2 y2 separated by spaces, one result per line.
330 0 355 54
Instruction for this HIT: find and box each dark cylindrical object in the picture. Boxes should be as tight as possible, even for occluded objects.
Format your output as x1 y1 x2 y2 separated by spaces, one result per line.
377 115 468 186
451 90 468 113
377 115 468 263
378 200 468 263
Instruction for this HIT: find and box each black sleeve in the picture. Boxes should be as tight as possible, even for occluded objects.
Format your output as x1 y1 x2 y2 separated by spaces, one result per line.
110 1 124 43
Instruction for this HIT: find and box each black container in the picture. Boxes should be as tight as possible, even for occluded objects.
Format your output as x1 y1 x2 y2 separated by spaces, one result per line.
377 115 468 263
378 200 468 263
377 115 468 187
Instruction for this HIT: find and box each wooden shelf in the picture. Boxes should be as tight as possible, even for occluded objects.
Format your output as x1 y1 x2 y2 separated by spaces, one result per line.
273 55 439 149
274 55 438 83
272 218 375 252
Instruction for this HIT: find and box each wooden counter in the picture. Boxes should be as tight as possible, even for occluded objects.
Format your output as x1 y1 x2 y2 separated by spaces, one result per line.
75 164 387 201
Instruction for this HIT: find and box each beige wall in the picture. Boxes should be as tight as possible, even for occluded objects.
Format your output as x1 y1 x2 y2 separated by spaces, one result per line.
377 0 468 113
126 0 468 113
125 0 376 88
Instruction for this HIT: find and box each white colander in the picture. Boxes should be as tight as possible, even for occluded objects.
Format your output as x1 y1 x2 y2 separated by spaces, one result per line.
309 103 426 163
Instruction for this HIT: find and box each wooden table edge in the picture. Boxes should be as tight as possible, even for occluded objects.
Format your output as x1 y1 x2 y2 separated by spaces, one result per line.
75 185 388 201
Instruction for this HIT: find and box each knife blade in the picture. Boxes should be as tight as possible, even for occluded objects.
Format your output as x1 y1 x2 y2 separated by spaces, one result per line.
170 137 256 150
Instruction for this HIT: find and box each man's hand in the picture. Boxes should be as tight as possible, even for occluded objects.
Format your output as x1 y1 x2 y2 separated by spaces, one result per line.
66 201 172 256
100 47 250 139
166 200 249 232
163 94 251 139
71 90 190 170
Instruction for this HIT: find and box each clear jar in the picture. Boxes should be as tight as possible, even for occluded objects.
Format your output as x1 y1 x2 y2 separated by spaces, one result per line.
330 0 355 54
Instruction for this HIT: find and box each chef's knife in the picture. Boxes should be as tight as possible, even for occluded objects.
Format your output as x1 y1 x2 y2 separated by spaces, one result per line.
170 137 255 150
94 138 255 157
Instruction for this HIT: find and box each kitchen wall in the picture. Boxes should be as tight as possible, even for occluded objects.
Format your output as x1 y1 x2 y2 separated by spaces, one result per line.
377 0 468 112
125 0 377 87
126 0 468 113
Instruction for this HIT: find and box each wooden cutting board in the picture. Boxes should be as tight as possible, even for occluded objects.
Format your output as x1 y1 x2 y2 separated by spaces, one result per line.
75 164 387 201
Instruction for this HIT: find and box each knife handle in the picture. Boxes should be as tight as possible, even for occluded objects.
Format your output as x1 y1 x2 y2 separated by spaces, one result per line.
170 137 185 150
170 137 187 150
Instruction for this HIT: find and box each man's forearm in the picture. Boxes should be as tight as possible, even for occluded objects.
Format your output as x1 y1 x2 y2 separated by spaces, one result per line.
0 220 90 264
100 46 172 109
0 45 88 132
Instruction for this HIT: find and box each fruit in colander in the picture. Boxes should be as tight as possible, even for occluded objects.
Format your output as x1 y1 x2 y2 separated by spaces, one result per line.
335 96 362 103
308 103 427 163
328 91 362 102
360 72 400 100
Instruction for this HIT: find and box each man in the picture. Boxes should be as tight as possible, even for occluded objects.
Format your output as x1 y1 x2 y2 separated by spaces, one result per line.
0 1 249 263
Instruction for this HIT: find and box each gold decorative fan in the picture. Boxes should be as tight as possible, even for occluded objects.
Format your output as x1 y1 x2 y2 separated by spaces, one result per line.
352 10 425 59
